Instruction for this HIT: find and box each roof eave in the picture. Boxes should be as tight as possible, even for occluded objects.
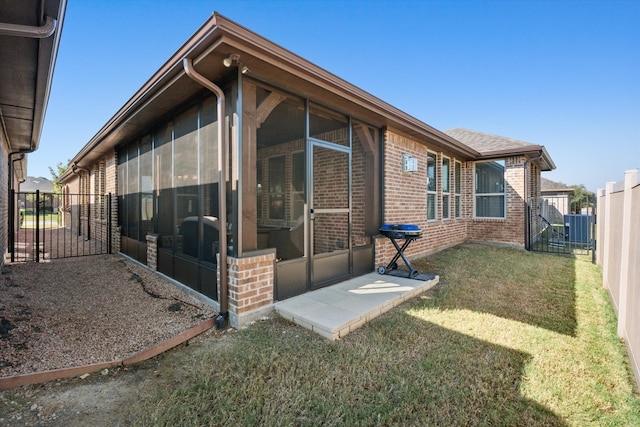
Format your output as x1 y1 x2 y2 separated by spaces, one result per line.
29 0 67 152
68 13 223 170
1 0 67 153
65 12 483 174
211 14 480 158
475 145 556 171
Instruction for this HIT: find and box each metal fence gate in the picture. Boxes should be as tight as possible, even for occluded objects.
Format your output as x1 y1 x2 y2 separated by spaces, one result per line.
9 190 112 262
527 194 595 259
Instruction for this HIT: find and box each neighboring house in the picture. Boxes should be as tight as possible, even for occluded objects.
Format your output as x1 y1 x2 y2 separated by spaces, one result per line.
20 176 55 193
540 177 574 221
58 13 555 328
0 0 67 268
18 176 58 214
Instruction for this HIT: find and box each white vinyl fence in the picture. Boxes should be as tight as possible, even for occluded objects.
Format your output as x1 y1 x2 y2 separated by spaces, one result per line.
597 169 639 388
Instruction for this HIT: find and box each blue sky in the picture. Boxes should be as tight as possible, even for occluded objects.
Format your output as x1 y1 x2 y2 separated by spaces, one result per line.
32 0 639 192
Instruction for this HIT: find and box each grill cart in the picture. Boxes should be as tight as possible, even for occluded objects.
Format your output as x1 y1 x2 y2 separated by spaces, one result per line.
378 224 422 278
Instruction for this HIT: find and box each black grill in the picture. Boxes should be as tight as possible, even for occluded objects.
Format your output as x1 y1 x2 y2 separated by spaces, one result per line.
378 224 422 278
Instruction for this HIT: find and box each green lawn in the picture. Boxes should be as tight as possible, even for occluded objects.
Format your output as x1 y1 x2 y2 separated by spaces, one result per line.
136 244 640 426
19 212 59 229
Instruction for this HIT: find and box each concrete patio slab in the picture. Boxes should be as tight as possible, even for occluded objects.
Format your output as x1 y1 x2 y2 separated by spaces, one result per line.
275 272 439 340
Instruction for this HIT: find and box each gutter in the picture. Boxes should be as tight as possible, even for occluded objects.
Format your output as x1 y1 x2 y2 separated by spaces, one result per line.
182 58 229 328
2 108 31 187
0 15 57 38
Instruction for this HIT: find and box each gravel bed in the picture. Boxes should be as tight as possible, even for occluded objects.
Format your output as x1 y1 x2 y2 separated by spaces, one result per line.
0 254 216 377
10 226 107 262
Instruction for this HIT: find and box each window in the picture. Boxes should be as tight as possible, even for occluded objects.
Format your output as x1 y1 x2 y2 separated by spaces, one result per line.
427 152 437 221
139 136 153 239
154 123 173 244
475 160 506 218
291 151 305 220
174 106 200 258
455 161 462 218
268 155 285 220
125 144 139 239
442 157 450 219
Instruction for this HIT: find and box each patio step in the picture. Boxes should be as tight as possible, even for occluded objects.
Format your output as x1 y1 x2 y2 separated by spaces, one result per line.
275 272 439 340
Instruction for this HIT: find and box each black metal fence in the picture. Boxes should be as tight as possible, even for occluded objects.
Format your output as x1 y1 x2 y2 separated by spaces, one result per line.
527 194 595 259
9 190 112 262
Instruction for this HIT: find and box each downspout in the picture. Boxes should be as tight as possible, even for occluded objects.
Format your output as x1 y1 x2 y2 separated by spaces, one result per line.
182 58 229 327
7 153 27 262
8 152 28 190
523 154 543 251
3 106 32 191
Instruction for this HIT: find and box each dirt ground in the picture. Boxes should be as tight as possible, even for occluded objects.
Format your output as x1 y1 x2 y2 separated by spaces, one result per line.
0 328 230 426
0 253 221 426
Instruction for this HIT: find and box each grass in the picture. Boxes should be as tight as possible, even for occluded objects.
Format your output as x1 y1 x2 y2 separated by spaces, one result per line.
19 212 60 229
134 244 640 426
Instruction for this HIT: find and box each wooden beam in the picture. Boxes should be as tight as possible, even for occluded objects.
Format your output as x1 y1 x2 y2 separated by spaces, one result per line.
256 92 286 128
355 124 381 235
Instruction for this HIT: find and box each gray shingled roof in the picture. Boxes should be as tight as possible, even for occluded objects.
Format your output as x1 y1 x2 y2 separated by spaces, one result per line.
541 177 573 193
444 128 537 154
20 176 54 192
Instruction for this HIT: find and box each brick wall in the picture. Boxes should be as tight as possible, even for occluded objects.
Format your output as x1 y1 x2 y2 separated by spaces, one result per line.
146 234 159 270
376 130 469 267
376 131 532 268
227 252 276 328
58 151 119 252
106 151 119 253
467 156 527 246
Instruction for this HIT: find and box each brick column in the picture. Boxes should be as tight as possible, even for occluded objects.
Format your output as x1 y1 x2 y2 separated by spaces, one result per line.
113 226 121 254
146 234 159 271
226 251 276 328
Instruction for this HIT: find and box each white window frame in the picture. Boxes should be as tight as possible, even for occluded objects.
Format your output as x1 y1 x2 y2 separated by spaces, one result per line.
454 160 462 219
427 151 438 221
442 156 451 220
474 159 506 219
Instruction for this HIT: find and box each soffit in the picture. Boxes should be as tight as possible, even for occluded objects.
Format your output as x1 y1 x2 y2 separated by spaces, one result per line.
0 0 65 154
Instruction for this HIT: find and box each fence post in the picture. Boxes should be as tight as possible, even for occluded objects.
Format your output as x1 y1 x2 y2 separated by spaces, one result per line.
107 193 112 254
601 182 615 290
617 169 638 338
596 189 605 267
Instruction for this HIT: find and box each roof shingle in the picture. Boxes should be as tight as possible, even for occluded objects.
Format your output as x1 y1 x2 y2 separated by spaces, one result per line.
444 128 537 154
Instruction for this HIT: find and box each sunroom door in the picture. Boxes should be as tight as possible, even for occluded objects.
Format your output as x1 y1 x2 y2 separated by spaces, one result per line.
310 141 351 288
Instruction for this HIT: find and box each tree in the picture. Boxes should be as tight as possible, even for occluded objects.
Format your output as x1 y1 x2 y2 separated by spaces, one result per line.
48 161 69 194
570 184 596 214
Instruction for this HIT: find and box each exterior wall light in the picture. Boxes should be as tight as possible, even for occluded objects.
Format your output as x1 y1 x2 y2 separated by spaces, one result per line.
403 154 418 172
223 53 240 67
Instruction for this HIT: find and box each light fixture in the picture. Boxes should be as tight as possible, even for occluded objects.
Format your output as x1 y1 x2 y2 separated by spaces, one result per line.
240 65 250 74
223 53 240 67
